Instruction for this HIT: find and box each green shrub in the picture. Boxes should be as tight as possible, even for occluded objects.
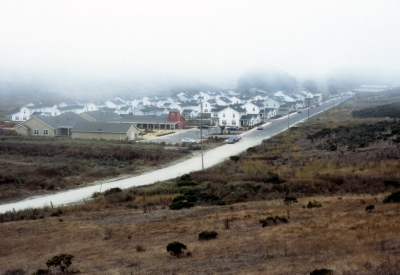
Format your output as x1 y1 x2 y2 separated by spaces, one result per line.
176 174 198 187
198 231 218 240
284 196 298 205
310 268 334 275
260 216 288 227
365 204 375 212
169 195 195 210
307 200 322 208
166 241 187 257
46 254 73 274
383 191 400 203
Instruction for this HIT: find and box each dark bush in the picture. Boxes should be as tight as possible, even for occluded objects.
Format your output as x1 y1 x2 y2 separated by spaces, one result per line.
284 196 298 205
166 241 187 257
50 209 63 217
32 270 52 275
176 174 198 187
260 216 288 227
104 187 122 196
46 254 73 274
310 268 334 275
383 180 400 188
2 269 28 275
198 231 218 240
365 204 375 212
307 200 322 208
229 156 240 162
383 191 400 203
169 195 195 210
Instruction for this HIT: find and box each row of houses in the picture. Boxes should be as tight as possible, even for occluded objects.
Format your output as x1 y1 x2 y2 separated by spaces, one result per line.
13 109 186 140
6 89 323 128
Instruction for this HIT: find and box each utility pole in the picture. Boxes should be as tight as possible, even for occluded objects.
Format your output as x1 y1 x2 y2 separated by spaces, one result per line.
200 101 204 170
307 99 310 121
287 107 290 129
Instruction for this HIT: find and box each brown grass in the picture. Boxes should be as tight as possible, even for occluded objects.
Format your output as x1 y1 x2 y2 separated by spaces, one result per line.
1 194 399 274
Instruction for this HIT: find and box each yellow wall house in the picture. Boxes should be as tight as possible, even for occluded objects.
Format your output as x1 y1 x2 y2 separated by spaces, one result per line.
71 121 139 140
14 112 87 137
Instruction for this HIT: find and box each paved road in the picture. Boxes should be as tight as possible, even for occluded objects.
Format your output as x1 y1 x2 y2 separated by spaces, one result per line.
0 97 350 213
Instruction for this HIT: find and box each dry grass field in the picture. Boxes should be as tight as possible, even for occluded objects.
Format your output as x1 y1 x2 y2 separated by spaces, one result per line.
0 194 399 274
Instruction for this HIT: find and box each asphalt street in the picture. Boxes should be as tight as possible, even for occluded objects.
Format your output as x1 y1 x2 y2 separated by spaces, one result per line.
0 97 350 213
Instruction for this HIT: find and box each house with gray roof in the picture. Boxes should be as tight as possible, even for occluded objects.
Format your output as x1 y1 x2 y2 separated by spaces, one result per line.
71 122 140 141
14 112 87 137
80 110 121 122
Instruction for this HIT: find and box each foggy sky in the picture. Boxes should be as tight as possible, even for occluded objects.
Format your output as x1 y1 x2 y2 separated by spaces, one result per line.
1 0 400 90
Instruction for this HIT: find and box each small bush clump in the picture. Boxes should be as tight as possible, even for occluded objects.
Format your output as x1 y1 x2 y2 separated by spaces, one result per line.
2 269 27 275
104 187 122 196
46 254 73 274
166 241 187 257
260 216 288 227
198 231 218 240
176 174 198 187
310 268 334 275
383 190 400 203
307 200 322 208
365 204 375 212
284 196 298 205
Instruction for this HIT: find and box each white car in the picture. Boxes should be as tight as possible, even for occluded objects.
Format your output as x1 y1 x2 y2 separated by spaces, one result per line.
182 138 196 143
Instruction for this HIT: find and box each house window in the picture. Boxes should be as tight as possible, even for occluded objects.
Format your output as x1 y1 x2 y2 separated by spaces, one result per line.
34 129 39 135
223 113 225 117
213 113 218 117
171 113 175 117
253 108 255 111
43 129 49 135
232 120 236 125
23 116 27 120
205 109 208 112
233 113 235 117
205 104 207 107
23 110 26 114
15 116 19 121
222 120 226 125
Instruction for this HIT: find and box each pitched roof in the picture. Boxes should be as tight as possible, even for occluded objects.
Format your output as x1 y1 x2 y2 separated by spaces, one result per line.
229 105 246 113
81 110 121 122
109 114 177 124
15 112 87 129
71 122 135 133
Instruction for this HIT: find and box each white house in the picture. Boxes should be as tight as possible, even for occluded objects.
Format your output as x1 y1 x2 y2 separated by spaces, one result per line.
211 105 246 126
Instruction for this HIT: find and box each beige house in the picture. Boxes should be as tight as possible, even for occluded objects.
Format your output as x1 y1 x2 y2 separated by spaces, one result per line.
71 122 140 140
14 112 87 137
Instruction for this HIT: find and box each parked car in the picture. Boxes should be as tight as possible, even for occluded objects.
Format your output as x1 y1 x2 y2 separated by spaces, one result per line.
227 137 236 144
197 125 209 129
310 106 315 109
316 104 320 107
257 126 263 130
297 109 303 113
233 135 241 142
227 126 242 131
182 138 196 143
